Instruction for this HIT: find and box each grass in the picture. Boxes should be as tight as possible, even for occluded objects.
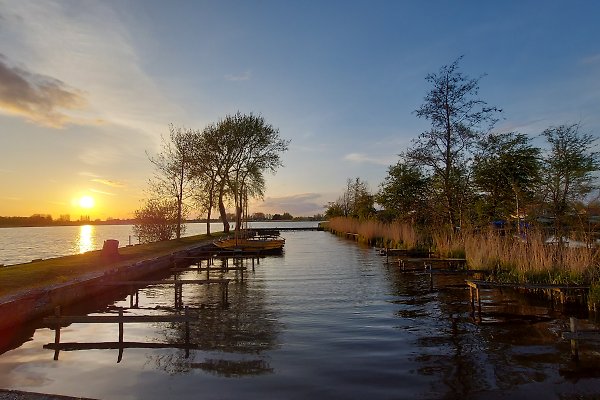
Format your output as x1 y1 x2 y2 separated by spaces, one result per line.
0 233 225 300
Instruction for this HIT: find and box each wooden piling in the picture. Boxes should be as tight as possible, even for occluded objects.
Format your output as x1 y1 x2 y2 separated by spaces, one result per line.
570 317 579 360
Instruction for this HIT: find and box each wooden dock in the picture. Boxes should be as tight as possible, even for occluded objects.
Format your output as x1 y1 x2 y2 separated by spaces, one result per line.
103 278 231 308
562 317 600 360
466 279 590 322
43 306 195 361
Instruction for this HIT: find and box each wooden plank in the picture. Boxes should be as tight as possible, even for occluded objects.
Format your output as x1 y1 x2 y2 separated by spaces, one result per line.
562 331 600 341
44 342 201 351
102 279 230 286
401 258 466 263
44 315 194 324
170 267 247 272
465 279 589 291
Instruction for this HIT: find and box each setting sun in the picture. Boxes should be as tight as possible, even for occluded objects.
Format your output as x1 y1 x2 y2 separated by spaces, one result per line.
79 195 95 209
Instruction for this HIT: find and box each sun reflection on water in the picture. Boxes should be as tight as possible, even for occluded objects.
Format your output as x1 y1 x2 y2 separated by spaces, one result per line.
78 225 95 254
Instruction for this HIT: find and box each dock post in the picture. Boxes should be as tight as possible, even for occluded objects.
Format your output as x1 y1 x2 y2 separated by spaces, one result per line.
221 282 229 306
469 285 475 313
570 317 579 361
476 287 482 323
53 306 61 361
117 308 124 363
184 306 190 358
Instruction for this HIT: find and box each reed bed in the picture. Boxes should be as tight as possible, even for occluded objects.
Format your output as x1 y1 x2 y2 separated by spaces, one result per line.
326 217 418 249
326 217 599 285
326 217 600 308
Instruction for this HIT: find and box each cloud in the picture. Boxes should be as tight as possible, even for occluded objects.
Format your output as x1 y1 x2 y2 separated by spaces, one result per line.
90 188 116 196
344 152 394 166
0 54 85 127
581 54 600 65
225 71 251 81
91 178 125 188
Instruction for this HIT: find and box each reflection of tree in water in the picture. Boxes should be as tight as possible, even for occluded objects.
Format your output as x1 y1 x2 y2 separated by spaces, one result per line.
149 270 282 376
190 358 273 377
385 265 583 398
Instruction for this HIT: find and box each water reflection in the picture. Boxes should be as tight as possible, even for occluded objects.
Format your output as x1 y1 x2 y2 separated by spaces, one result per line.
78 225 94 254
39 261 282 378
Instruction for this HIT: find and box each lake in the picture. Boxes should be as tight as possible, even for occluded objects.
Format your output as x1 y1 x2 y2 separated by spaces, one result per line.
0 221 316 266
0 227 599 399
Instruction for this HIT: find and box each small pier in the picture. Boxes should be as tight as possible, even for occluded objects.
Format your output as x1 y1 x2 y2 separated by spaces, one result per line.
466 279 590 323
44 306 196 362
562 317 600 360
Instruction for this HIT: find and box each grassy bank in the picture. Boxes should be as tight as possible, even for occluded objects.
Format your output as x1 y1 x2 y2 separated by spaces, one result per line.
325 217 600 307
0 233 224 300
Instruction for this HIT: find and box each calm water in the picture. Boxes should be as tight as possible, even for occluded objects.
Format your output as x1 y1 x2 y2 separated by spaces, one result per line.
0 230 599 399
0 222 317 266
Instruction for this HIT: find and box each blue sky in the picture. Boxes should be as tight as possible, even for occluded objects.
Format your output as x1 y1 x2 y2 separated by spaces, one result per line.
0 0 599 219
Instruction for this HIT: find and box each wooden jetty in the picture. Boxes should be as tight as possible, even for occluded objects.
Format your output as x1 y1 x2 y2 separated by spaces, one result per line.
103 278 230 309
43 306 195 361
398 257 467 270
562 317 600 360
466 279 590 323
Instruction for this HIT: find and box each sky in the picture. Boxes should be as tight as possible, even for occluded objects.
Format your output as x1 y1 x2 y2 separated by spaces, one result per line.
0 0 599 220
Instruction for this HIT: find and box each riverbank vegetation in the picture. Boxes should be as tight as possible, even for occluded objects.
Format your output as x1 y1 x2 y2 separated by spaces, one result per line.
325 57 600 307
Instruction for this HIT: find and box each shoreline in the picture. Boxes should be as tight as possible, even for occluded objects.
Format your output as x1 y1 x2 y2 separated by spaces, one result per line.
0 235 218 333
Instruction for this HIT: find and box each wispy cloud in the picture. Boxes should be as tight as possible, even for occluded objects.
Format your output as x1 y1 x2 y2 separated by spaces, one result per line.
344 152 395 166
92 178 125 188
225 71 251 81
0 53 85 127
581 54 600 65
90 188 116 196
0 1 183 137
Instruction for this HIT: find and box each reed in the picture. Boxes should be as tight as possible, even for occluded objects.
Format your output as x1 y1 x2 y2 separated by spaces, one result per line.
326 217 418 249
328 217 599 285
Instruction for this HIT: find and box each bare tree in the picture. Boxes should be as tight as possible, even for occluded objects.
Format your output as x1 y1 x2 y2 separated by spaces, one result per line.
147 125 197 239
407 56 501 229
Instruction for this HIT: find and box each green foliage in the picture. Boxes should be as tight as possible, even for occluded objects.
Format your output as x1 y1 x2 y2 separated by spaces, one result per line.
325 178 375 220
376 161 429 223
133 198 183 243
541 123 599 232
473 132 541 222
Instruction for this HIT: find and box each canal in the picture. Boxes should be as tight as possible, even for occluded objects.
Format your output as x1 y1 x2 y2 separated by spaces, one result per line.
0 230 599 399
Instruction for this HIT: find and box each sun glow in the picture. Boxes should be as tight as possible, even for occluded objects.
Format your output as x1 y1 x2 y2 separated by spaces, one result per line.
78 224 94 253
79 195 95 209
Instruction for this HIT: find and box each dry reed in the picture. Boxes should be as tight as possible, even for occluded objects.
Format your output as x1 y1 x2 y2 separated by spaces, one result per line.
327 217 418 249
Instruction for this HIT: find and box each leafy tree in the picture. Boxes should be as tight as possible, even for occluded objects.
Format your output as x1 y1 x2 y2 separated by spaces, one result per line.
407 57 501 229
376 161 429 223
147 125 197 239
473 132 541 224
133 198 182 243
325 178 375 220
216 112 289 233
540 123 599 233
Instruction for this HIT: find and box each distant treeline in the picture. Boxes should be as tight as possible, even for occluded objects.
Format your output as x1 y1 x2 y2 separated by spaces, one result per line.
0 212 323 228
0 215 136 228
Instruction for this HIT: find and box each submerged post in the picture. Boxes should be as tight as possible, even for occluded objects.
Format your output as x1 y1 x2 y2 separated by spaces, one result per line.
53 306 61 361
570 317 579 361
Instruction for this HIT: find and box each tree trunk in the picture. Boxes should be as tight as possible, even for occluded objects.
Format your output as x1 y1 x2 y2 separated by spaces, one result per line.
218 183 229 233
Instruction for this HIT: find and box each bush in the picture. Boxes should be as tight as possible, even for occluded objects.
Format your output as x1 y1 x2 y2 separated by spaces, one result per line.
133 199 184 243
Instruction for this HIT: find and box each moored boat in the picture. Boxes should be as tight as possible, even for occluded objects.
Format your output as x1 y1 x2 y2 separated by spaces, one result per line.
214 233 285 254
